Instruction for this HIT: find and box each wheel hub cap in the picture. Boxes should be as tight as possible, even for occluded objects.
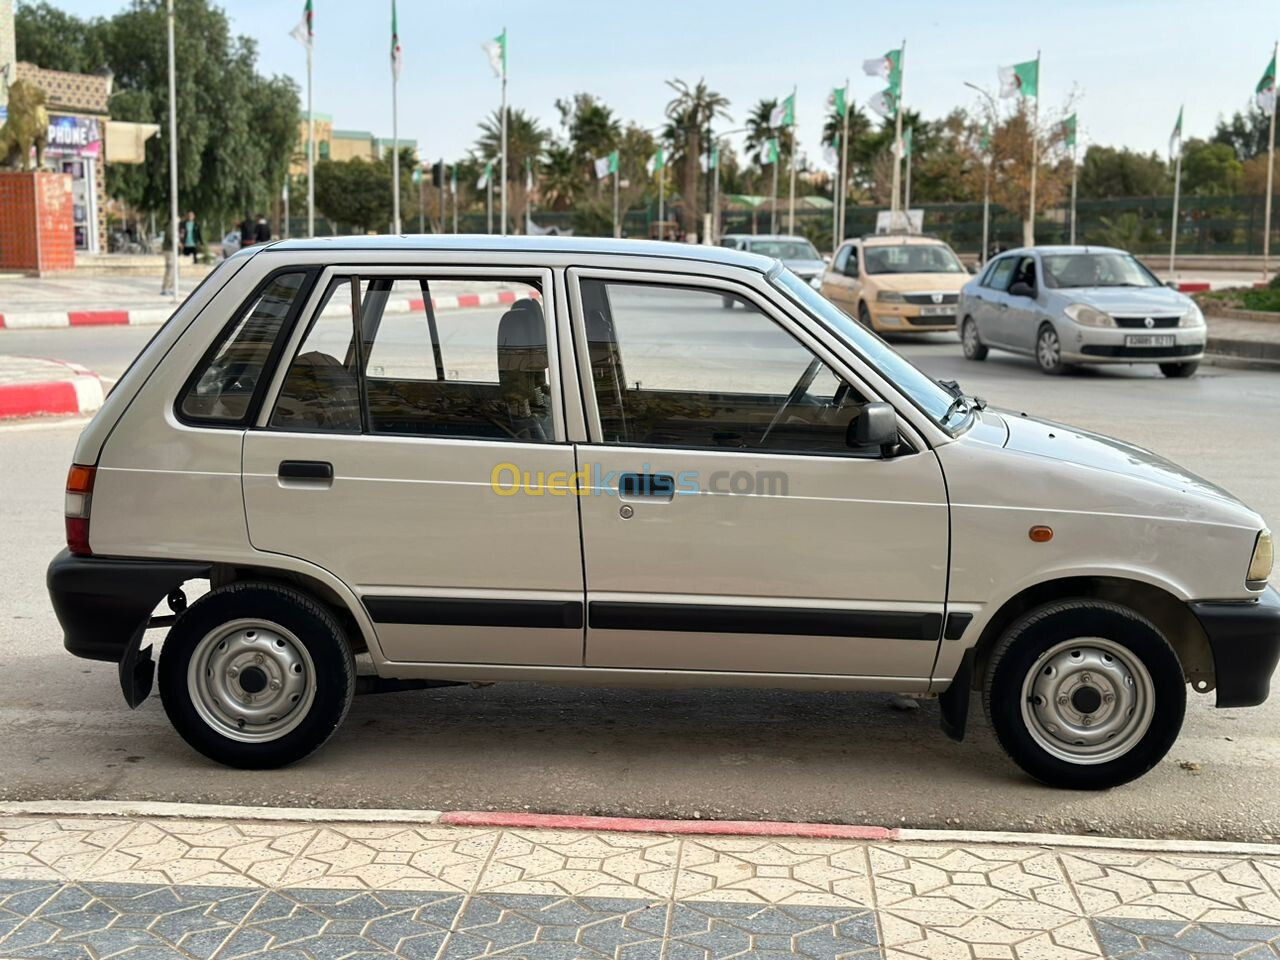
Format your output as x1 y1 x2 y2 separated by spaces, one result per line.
1020 637 1156 764
188 620 315 743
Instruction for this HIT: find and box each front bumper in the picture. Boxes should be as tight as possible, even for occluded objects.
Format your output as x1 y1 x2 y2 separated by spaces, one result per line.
1062 324 1206 364
1189 585 1280 708
869 303 957 333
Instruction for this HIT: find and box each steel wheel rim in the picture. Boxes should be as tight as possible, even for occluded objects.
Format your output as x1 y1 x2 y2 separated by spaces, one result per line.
1037 329 1060 369
187 619 315 743
963 320 979 355
1020 637 1156 765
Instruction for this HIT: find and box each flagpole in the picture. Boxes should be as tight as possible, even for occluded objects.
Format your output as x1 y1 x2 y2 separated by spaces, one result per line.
499 27 508 236
165 0 178 301
1266 40 1277 279
390 1 400 234
711 147 719 243
1070 136 1078 245
614 156 621 239
487 175 493 234
982 154 991 264
770 147 778 234
787 86 797 235
306 36 314 237
1170 138 1182 274
891 38 905 225
904 128 912 215
438 158 445 233
525 157 532 235
839 80 849 244
1027 49 1039 247
831 133 838 255
659 162 666 238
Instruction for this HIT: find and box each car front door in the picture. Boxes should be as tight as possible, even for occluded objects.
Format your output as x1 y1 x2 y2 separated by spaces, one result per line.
1003 255 1042 354
566 269 950 685
823 242 860 316
974 255 1017 347
242 267 585 667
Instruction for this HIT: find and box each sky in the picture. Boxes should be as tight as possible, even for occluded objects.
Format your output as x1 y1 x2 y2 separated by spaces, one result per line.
34 0 1280 167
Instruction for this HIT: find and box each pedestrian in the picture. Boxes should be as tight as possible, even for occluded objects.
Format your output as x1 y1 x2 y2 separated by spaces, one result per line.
239 212 256 250
255 213 271 246
180 211 202 265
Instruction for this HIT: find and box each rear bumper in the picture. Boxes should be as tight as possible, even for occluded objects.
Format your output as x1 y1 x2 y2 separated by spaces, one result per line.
1190 586 1280 708
47 549 209 662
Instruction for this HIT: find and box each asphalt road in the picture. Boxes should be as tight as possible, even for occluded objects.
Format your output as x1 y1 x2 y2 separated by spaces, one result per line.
2 323 1279 840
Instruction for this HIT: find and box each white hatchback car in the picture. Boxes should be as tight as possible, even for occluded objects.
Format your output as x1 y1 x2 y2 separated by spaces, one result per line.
48 237 1277 788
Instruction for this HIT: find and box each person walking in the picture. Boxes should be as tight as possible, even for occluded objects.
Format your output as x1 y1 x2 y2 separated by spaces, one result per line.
239 212 256 250
254 213 271 246
181 211 202 264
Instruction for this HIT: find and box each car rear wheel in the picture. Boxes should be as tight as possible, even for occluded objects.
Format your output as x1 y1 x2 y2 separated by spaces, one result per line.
159 582 355 769
961 317 988 361
983 599 1185 789
1159 361 1199 378
858 302 874 329
1035 324 1068 375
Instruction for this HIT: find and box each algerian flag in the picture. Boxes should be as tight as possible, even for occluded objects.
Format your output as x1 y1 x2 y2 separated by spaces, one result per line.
828 85 847 117
869 88 897 119
710 144 719 170
1062 113 1077 150
863 50 902 92
482 29 507 80
525 156 533 190
901 126 913 159
1169 106 1183 157
978 124 991 153
290 0 313 49
769 93 795 128
762 138 779 166
477 161 491 189
390 0 402 80
1257 52 1276 117
822 134 839 168
645 147 665 176
998 58 1038 98
450 164 457 195
593 150 619 179
411 167 422 185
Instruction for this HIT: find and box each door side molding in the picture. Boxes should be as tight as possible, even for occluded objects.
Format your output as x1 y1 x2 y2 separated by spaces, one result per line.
589 601 943 641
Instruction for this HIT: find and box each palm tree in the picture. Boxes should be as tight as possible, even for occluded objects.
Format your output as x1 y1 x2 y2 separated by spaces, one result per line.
541 144 580 211
476 107 550 229
665 78 730 236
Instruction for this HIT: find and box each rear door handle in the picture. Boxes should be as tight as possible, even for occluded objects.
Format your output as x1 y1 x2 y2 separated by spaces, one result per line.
618 473 675 502
278 460 333 484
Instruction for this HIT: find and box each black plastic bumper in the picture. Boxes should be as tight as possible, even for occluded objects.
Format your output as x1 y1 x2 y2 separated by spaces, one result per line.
1190 585 1280 708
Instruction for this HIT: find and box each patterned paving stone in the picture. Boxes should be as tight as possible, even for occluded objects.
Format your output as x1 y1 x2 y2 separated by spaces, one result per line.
476 830 681 899
879 909 1104 960
1093 917 1280 958
676 837 874 907
665 900 881 959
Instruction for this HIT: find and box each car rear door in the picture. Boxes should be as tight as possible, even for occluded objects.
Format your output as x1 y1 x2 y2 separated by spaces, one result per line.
566 267 949 685
242 265 585 667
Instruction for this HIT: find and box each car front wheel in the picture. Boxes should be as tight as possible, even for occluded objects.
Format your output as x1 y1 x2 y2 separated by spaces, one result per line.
983 599 1185 789
159 582 355 769
961 317 988 361
1159 360 1199 378
858 302 874 329
1035 324 1068 375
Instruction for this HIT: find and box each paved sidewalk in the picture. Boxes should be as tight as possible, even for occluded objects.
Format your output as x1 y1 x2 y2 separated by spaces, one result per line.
1205 314 1280 366
0 356 103 419
1 808 1279 959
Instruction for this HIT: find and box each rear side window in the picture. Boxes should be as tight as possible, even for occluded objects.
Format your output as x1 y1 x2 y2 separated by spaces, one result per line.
179 271 308 423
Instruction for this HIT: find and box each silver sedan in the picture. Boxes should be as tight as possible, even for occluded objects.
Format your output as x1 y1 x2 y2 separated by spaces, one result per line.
956 245 1206 377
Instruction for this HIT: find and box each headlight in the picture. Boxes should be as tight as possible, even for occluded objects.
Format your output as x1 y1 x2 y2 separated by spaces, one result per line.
1248 529 1274 585
1064 304 1115 327
877 290 905 303
1180 303 1205 327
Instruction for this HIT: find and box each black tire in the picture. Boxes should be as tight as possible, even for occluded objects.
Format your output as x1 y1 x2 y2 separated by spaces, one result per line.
858 302 874 329
961 316 989 361
983 599 1185 789
159 582 355 769
1035 323 1069 375
1159 361 1199 378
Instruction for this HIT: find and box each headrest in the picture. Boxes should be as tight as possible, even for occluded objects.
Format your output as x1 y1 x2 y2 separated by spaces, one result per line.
497 298 547 372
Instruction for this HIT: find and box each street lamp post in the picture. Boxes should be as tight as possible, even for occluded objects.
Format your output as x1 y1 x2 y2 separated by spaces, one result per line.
165 0 178 301
964 81 997 265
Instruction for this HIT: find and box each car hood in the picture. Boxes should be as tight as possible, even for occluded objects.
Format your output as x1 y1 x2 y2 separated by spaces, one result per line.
1056 285 1190 314
785 258 827 276
994 409 1247 509
871 272 969 293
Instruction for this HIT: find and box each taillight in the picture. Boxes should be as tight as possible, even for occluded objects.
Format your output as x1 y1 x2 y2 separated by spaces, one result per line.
65 464 96 556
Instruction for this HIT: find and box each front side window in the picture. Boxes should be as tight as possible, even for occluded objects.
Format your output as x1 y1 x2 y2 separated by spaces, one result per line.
863 243 966 275
832 245 851 274
269 276 551 441
180 271 308 423
581 278 871 456
983 257 1017 291
747 239 822 261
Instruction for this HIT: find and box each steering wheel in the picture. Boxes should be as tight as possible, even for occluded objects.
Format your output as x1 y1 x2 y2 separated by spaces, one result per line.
759 357 823 448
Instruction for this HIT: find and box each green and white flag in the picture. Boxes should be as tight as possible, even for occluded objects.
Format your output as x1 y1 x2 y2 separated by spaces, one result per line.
862 50 902 92
525 156 533 191
709 144 719 170
827 84 847 117
978 124 991 153
868 88 898 119
762 138 780 166
411 167 422 185
769 93 795 128
390 0 402 80
477 161 492 189
998 58 1038 98
1256 52 1276 116
901 126 913 158
482 29 507 79
593 150 618 179
1063 113 1077 149
1169 106 1183 157
289 0 313 49
645 147 665 176
822 133 839 168
450 164 457 195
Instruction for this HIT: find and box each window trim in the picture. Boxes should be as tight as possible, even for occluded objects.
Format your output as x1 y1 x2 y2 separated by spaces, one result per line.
173 266 318 430
565 266 921 457
253 265 566 443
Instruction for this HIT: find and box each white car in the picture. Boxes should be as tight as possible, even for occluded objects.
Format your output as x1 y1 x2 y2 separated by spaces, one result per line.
47 236 1276 787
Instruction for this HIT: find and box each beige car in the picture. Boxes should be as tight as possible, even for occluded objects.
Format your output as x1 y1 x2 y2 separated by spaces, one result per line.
821 235 970 333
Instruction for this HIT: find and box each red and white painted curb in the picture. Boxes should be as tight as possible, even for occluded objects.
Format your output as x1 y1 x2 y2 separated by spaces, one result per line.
0 358 104 420
0 289 533 332
1174 279 1268 293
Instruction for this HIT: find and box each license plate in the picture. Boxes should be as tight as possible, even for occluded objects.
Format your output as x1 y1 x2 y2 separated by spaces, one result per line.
1125 334 1175 347
919 305 953 317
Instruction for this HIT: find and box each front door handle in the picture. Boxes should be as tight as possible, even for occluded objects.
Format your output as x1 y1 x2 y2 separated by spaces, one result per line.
278 460 333 484
618 473 675 502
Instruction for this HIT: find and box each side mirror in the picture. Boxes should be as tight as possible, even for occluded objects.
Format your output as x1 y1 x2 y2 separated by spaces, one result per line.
1008 280 1035 298
847 402 899 456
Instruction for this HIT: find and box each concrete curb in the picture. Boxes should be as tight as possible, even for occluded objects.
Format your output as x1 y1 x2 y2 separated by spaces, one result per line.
0 289 529 331
0 359 104 419
1205 335 1280 366
4 800 1280 856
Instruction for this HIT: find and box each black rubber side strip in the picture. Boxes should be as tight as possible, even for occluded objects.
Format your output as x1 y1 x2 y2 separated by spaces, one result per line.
363 596 584 630
588 601 943 641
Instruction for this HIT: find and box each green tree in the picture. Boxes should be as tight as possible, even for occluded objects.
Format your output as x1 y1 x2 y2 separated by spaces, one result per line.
1181 139 1244 196
664 78 730 235
555 93 621 168
540 144 580 211
14 0 108 72
475 107 549 231
314 157 390 232
1077 146 1170 198
1213 108 1272 162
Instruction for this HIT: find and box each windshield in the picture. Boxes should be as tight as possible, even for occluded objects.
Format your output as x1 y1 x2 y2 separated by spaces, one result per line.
748 239 821 261
1041 252 1161 289
863 243 966 275
772 269 962 428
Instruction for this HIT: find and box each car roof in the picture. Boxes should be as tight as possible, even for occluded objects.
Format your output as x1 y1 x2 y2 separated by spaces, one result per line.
724 234 811 243
996 245 1126 257
859 234 952 247
262 234 776 272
